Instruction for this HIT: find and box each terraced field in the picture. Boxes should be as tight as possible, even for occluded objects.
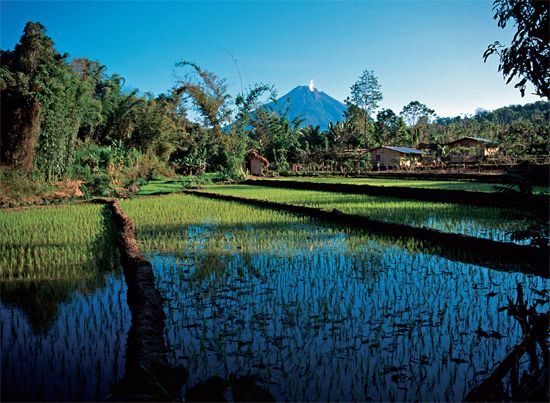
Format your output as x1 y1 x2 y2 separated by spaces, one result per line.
269 176 550 194
121 194 548 401
0 203 129 401
1 188 547 401
201 185 535 244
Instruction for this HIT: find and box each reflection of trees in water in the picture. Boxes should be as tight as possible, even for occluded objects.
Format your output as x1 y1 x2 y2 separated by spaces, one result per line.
125 195 548 400
1 277 103 332
152 230 548 401
0 205 119 331
1 272 130 402
465 284 549 402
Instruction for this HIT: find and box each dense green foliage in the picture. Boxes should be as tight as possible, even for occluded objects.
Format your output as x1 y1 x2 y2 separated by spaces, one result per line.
1 21 548 195
0 22 84 177
0 22 186 190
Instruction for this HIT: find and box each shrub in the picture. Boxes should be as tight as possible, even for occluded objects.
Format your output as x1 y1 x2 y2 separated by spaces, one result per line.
123 153 175 182
82 172 113 197
0 167 55 203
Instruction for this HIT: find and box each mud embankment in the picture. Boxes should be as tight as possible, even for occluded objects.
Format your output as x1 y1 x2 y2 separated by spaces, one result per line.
282 167 550 186
185 190 549 278
98 200 185 401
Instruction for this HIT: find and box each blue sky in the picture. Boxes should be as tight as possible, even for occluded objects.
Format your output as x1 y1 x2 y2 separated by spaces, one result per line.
1 1 542 117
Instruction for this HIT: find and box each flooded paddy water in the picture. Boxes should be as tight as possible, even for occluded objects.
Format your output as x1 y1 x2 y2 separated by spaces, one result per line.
0 195 546 401
123 194 549 401
0 204 130 401
1 273 130 401
202 185 537 245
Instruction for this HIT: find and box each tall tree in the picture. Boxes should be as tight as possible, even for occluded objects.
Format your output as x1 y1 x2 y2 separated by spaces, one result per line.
0 22 51 172
174 61 231 134
233 83 275 136
94 75 141 145
400 101 435 127
374 109 409 146
348 69 382 145
174 61 233 171
400 101 436 145
70 58 105 140
0 21 92 178
225 83 275 177
484 0 549 98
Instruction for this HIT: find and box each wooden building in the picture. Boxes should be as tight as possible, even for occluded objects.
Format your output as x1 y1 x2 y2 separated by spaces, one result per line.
444 137 499 163
243 150 269 176
370 146 426 169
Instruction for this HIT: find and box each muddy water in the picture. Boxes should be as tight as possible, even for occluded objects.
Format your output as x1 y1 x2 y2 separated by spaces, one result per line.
147 222 548 401
1 271 130 401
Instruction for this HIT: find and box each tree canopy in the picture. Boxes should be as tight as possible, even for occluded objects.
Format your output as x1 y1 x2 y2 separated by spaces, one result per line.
0 21 548 194
484 0 549 98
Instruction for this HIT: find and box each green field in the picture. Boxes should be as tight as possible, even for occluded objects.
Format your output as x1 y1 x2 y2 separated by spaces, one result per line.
201 184 534 243
137 173 224 195
1 193 546 401
0 202 128 400
119 194 547 401
269 176 550 194
0 204 117 281
0 200 131 402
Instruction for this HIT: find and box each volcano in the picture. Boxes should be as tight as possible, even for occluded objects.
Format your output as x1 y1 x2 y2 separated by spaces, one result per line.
266 84 347 131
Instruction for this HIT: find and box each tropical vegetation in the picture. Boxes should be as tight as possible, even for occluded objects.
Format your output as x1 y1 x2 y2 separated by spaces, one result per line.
1 21 548 204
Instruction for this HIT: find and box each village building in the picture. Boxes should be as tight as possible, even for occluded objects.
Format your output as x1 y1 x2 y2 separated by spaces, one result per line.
416 142 439 152
370 146 426 170
243 150 269 176
444 136 499 163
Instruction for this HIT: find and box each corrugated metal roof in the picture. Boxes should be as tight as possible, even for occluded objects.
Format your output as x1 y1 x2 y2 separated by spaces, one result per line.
467 137 492 142
381 146 426 155
446 136 494 144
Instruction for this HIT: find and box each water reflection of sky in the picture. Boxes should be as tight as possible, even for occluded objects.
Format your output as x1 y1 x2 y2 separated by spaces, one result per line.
1 272 130 402
148 222 548 402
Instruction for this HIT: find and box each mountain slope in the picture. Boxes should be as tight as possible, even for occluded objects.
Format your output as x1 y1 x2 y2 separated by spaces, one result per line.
266 85 347 131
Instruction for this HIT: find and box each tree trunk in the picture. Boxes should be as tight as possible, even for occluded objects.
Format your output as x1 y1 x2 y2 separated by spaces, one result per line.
1 93 41 173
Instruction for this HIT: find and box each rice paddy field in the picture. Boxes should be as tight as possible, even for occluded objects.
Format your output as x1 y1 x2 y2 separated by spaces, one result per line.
121 194 549 401
1 191 547 401
0 204 118 281
270 176 550 194
0 203 130 401
137 173 224 195
201 184 536 244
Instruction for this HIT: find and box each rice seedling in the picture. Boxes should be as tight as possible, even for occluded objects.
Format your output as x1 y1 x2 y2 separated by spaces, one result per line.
1 203 128 401
0 204 118 281
122 194 549 401
1 273 131 401
270 176 549 194
201 184 536 243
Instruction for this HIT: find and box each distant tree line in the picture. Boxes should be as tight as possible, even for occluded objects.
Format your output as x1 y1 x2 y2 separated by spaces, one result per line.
1 22 548 198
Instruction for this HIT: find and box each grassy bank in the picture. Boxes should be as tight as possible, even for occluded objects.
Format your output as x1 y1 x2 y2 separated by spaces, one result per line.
137 173 224 195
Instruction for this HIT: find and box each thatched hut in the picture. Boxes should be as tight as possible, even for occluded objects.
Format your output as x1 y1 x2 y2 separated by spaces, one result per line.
243 150 269 176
